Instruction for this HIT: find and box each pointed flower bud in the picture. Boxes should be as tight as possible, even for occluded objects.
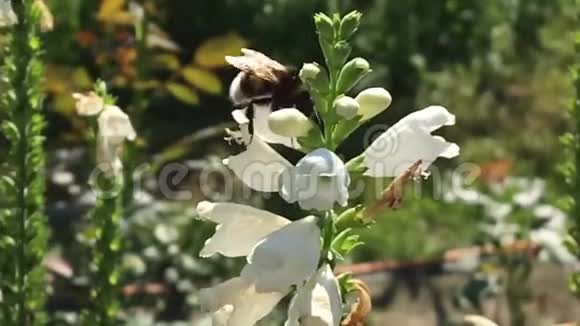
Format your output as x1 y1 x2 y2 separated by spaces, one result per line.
334 96 359 120
314 13 335 41
339 11 362 40
268 108 314 138
336 57 370 94
299 63 321 81
299 63 329 92
355 87 392 121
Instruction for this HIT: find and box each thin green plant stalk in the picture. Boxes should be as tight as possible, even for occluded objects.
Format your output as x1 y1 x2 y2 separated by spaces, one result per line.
81 85 127 325
83 176 123 325
0 0 48 324
565 7 580 296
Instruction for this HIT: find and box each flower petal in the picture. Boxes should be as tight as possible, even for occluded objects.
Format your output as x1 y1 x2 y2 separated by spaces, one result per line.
363 106 459 177
241 216 321 292
280 149 350 211
197 201 290 257
72 92 104 116
98 105 137 144
223 135 293 192
285 264 342 326
200 277 286 326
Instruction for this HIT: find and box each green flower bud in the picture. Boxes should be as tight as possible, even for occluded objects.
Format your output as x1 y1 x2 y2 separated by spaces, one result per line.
268 108 314 138
299 63 321 81
356 87 392 121
339 11 362 40
334 96 359 120
314 13 335 41
299 63 329 92
336 57 370 94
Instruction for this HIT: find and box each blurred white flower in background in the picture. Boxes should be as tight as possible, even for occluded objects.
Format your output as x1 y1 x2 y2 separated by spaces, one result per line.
362 105 460 177
196 201 323 325
96 105 137 176
280 148 350 211
0 0 17 27
72 92 105 116
512 178 545 207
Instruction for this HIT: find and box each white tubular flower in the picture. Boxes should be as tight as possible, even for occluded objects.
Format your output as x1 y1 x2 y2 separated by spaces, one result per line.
96 105 136 175
285 264 342 326
355 87 392 121
334 96 359 120
254 104 302 149
363 106 459 177
223 133 293 193
241 216 321 293
98 105 137 144
72 92 105 116
280 148 350 211
268 108 314 138
0 0 17 27
199 277 286 326
196 201 290 257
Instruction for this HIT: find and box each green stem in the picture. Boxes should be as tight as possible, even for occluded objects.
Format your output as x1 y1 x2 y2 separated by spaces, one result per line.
320 210 336 267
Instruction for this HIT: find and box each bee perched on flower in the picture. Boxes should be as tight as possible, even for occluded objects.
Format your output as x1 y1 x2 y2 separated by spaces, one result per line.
196 11 460 326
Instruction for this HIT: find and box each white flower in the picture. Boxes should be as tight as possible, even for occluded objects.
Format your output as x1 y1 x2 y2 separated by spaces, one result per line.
268 108 314 138
285 264 342 326
445 174 488 204
241 215 321 292
355 87 392 121
334 96 359 120
197 202 323 325
223 131 293 193
513 178 545 207
196 201 290 257
96 105 136 175
530 228 577 266
362 106 459 177
199 277 286 326
533 204 566 231
72 92 104 116
0 0 17 27
280 148 350 211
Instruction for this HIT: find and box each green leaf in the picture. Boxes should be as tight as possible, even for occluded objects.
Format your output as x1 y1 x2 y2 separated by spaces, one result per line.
181 66 223 94
166 82 200 105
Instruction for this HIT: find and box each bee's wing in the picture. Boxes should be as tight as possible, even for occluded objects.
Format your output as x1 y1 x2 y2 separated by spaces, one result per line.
225 48 287 83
